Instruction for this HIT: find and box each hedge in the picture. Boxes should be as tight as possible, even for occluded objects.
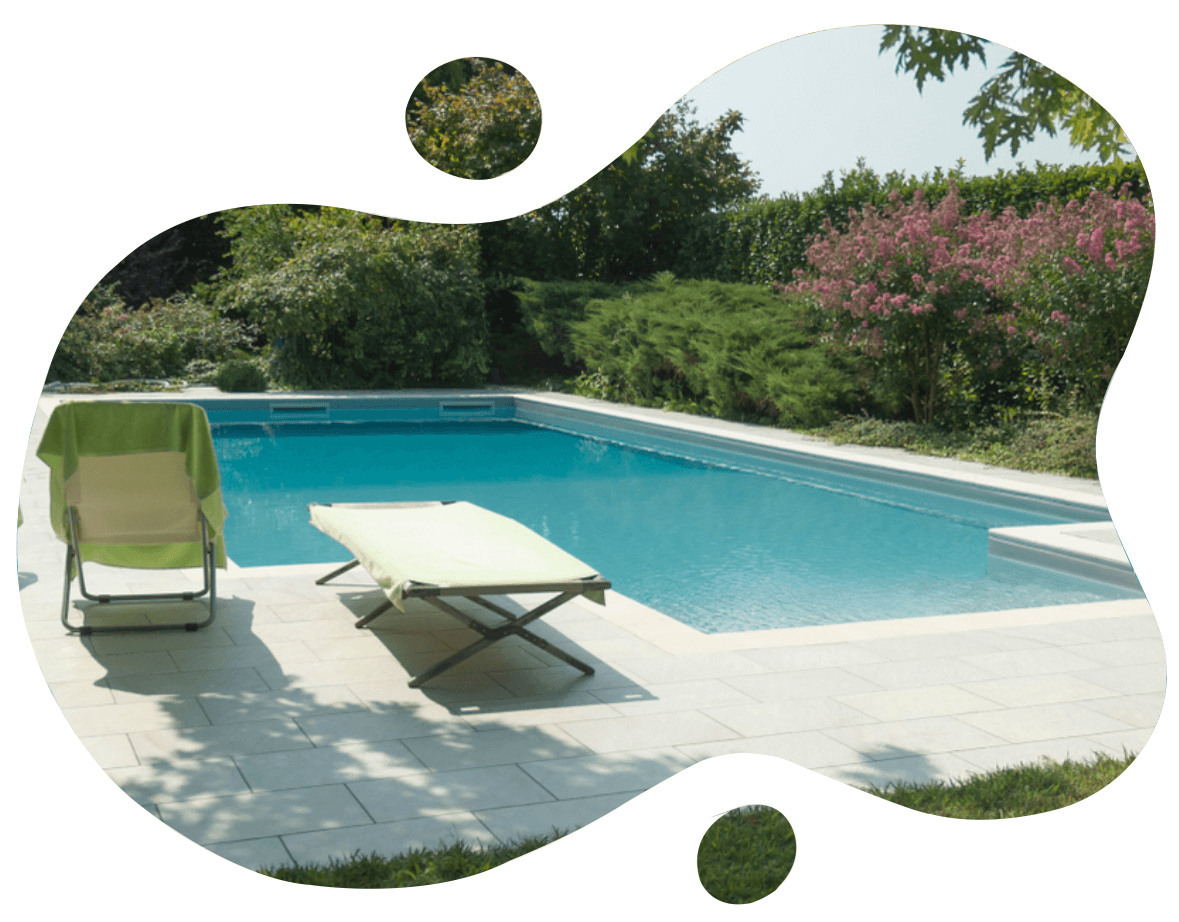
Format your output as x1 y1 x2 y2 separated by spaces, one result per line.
704 159 1151 286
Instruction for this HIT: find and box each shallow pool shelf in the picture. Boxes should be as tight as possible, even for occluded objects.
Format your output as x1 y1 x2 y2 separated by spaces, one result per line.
988 523 1142 592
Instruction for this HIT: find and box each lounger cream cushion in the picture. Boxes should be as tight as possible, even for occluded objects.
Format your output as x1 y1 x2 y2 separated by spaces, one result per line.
310 501 605 610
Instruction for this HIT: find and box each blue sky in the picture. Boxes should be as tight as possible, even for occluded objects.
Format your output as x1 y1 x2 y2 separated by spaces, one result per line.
684 25 1133 199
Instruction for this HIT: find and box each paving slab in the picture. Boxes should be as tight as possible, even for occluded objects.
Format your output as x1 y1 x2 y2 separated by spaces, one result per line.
830 685 1005 722
197 685 369 725
157 784 374 844
475 791 638 843
953 736 1123 773
556 710 740 754
400 725 592 772
79 733 140 769
106 757 251 804
456 691 623 728
48 679 116 708
106 667 270 700
702 698 879 735
206 837 295 871
281 813 499 867
1072 662 1168 695
822 715 1012 757
956 673 1123 707
294 704 466 747
235 739 428 791
677 730 865 769
63 697 211 737
346 764 555 823
128 717 314 762
956 702 1134 743
518 748 697 800
816 751 984 789
589 679 758 717
1076 692 1166 728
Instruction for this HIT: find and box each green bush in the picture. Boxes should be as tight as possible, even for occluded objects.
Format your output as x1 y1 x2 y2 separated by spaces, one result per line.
515 278 650 368
182 358 218 384
568 277 869 427
208 207 488 390
47 297 256 384
214 358 269 392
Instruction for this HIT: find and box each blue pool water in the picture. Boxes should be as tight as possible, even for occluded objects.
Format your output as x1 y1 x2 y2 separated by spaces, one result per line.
211 419 1140 632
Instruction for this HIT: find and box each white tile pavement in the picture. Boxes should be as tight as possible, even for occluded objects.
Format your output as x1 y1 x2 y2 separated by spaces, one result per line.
16 395 1168 873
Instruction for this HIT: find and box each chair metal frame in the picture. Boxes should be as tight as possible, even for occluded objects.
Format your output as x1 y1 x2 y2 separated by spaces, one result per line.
316 561 609 689
61 505 217 635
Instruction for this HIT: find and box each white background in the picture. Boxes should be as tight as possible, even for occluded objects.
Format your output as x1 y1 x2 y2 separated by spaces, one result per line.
2 3 1173 918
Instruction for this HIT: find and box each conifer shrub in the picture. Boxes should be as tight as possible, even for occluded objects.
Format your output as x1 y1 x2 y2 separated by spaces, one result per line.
568 276 868 427
515 278 650 369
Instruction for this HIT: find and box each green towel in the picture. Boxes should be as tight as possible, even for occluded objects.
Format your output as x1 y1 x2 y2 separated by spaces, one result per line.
36 401 228 571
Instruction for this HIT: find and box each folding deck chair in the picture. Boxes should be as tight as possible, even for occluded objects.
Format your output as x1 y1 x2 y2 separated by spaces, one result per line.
309 501 610 688
37 401 228 635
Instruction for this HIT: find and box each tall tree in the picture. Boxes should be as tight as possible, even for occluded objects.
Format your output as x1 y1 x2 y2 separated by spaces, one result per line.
91 214 232 307
881 26 1132 163
498 100 761 282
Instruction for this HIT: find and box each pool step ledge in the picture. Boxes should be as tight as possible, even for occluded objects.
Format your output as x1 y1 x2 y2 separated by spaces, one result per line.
988 522 1142 591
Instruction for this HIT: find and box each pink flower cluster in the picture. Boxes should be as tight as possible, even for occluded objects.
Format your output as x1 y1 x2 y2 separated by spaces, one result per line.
781 182 1154 345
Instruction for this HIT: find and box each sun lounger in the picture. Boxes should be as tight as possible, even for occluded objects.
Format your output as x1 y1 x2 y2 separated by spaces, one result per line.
309 501 610 688
36 401 228 634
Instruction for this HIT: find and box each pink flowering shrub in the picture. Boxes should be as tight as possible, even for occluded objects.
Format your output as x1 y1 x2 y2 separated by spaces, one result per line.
779 182 1154 424
1005 189 1155 408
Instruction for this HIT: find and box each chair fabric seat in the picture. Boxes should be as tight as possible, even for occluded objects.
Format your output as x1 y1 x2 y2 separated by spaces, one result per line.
37 401 228 571
36 400 227 635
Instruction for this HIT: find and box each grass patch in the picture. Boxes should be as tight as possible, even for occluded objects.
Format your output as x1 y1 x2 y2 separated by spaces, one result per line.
256 753 1134 891
258 835 555 888
697 805 796 904
868 751 1135 819
806 410 1099 479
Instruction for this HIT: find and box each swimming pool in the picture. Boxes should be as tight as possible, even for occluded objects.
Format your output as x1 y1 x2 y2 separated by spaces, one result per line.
200 394 1142 633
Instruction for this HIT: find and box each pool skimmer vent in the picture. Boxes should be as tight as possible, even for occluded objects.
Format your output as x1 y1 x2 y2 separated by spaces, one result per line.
268 402 330 420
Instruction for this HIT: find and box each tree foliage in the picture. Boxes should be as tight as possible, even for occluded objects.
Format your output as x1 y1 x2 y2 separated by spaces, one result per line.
92 214 232 308
405 57 541 180
881 26 1132 163
204 206 488 389
48 297 255 384
489 100 760 282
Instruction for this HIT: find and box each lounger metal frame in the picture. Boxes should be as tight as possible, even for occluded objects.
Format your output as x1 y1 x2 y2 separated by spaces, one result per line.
316 560 610 689
61 505 217 635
